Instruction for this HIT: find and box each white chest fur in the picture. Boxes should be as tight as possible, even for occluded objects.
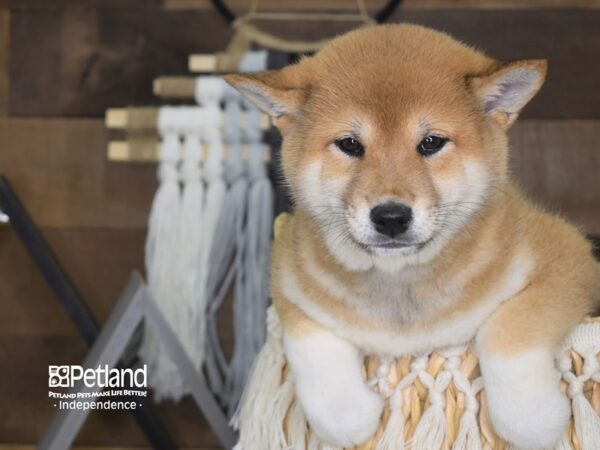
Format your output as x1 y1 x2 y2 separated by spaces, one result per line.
278 247 533 356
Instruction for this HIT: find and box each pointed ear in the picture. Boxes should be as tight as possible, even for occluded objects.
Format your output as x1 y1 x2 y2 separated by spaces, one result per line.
224 70 307 131
471 59 547 129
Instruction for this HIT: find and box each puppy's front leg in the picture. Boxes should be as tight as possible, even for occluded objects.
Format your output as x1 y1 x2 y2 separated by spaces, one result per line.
476 282 589 450
282 310 384 447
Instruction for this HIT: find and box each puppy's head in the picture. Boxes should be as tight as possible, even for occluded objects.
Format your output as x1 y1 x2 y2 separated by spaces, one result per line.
226 24 546 271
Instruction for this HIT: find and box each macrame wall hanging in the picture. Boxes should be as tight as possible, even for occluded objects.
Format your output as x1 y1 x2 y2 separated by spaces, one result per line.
107 54 274 407
140 106 224 401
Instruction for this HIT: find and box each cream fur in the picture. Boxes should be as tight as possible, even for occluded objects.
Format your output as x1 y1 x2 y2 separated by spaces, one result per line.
226 24 600 449
476 348 570 450
284 328 384 447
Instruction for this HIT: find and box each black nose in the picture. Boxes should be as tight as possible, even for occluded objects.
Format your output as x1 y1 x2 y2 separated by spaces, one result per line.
370 202 413 238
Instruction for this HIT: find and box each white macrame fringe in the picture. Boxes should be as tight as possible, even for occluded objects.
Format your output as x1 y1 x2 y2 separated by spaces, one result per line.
202 83 242 401
141 116 184 401
449 351 483 450
453 411 482 450
232 307 293 450
226 52 272 414
191 80 226 374
177 128 205 379
376 386 407 450
375 366 420 450
287 400 308 450
572 394 600 450
561 322 600 450
140 104 225 401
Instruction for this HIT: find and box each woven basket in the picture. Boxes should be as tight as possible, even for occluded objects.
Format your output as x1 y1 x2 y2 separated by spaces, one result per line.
232 310 600 450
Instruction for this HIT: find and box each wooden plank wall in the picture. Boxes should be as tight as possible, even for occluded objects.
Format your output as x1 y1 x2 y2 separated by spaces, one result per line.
0 1 599 448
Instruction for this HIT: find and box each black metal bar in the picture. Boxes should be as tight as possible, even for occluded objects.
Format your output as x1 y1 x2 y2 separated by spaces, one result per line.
0 175 177 450
209 0 403 26
375 0 402 23
210 0 235 25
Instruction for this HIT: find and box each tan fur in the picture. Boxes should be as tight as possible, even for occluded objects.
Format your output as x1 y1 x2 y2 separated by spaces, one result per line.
227 24 600 448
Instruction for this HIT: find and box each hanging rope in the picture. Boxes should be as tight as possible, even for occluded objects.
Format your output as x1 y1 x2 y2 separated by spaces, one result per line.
193 77 228 375
203 82 245 402
176 109 207 383
140 106 184 402
224 50 272 415
220 133 250 415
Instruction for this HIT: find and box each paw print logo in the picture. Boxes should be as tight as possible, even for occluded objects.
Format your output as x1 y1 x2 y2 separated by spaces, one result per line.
49 366 70 388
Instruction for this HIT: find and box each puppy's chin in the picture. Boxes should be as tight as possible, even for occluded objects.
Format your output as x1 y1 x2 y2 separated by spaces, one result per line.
366 241 428 257
320 222 446 273
371 236 449 273
321 224 375 272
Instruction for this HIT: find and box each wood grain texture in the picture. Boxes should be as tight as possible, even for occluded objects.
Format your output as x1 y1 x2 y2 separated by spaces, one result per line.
3 0 600 10
0 9 9 115
510 120 600 205
0 227 145 337
0 225 237 342
0 118 155 229
8 9 600 118
9 9 232 117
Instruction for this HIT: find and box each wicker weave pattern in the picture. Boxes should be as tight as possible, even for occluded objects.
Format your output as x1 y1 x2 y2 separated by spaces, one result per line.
232 310 600 450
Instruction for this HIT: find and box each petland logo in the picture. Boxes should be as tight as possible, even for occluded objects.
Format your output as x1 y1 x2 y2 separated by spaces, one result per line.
48 365 148 411
48 365 147 389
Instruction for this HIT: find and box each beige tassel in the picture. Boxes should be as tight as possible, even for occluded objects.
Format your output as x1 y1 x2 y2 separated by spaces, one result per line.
571 393 600 450
452 411 481 450
376 372 419 450
232 307 289 449
411 371 452 450
286 400 308 450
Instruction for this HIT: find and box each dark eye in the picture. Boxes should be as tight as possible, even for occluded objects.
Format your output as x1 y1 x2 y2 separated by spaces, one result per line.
334 137 365 157
417 135 448 156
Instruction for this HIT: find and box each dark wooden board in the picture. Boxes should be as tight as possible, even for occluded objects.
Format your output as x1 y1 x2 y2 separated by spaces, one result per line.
0 227 145 337
0 9 9 115
7 8 600 119
0 226 237 342
8 9 232 117
0 118 156 229
400 9 600 120
509 120 600 206
2 0 600 11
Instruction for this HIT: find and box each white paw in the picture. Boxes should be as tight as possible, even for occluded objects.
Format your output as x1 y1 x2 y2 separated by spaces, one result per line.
284 329 384 447
480 350 570 450
298 379 384 447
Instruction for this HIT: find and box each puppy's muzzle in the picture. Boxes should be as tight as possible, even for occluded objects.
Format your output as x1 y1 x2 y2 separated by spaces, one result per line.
370 202 413 238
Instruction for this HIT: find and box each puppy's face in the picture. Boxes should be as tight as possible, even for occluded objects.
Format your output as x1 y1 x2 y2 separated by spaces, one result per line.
227 25 546 269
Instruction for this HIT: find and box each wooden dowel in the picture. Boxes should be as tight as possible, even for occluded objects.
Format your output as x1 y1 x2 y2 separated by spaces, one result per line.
153 77 196 98
188 53 244 73
188 54 219 73
105 107 159 130
108 141 271 163
105 108 130 128
105 107 272 130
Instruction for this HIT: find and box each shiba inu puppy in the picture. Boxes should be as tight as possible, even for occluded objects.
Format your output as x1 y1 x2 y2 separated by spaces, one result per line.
226 24 600 449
